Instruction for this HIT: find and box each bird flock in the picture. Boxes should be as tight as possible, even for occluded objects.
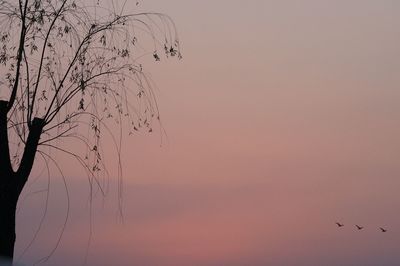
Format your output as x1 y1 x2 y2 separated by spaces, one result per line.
336 222 387 232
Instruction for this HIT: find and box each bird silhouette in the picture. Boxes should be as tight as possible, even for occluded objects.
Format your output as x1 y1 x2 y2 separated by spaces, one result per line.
380 227 387 232
355 225 363 230
336 222 344 227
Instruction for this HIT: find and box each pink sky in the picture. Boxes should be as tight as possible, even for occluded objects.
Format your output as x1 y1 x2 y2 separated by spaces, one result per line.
13 0 400 265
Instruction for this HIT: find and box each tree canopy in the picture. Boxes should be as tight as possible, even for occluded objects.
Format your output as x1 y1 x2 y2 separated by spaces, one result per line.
0 0 181 191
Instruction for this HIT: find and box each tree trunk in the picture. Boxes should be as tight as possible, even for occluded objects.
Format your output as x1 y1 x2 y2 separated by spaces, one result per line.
0 178 18 262
0 100 17 263
0 101 44 263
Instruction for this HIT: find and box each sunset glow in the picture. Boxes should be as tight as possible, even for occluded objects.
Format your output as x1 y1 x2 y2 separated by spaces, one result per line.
10 0 400 265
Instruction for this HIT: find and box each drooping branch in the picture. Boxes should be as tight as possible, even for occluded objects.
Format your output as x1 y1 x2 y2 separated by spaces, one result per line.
45 66 126 124
42 17 123 123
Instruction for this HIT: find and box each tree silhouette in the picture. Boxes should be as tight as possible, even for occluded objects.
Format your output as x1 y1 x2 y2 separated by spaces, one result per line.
0 0 180 262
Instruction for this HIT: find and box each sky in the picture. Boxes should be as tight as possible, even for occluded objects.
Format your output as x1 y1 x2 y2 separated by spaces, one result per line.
12 0 400 265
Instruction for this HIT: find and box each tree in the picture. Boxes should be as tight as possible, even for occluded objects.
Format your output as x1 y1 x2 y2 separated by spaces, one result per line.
0 0 181 262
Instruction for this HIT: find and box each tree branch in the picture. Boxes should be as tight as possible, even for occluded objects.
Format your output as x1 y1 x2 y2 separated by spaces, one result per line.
16 117 45 192
7 0 29 113
29 0 68 124
43 16 125 123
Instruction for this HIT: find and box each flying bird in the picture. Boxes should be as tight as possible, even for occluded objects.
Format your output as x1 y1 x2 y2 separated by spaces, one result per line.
336 222 344 227
355 225 363 230
380 227 387 232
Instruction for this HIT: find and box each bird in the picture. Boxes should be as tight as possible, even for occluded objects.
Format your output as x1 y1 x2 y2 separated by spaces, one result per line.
336 222 344 227
380 227 387 232
355 225 363 230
